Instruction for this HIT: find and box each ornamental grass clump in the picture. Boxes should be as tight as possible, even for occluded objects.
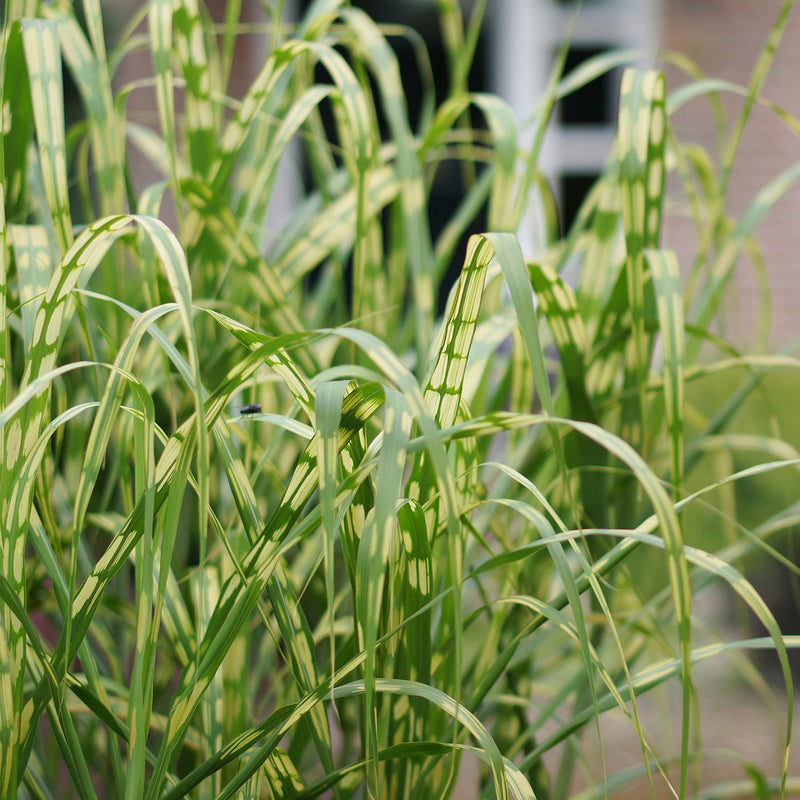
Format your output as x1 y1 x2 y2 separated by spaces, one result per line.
0 1 799 798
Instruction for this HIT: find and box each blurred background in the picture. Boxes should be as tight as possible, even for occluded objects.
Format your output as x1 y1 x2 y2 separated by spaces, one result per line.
98 3 800 794
110 0 800 348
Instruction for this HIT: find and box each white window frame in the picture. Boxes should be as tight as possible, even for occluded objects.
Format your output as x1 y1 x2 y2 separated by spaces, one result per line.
488 0 661 250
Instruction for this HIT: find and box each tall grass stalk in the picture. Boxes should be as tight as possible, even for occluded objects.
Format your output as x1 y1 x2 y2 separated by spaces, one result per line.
1 1 799 798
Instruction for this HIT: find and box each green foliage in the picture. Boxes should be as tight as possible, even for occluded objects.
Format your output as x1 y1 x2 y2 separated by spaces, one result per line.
0 1 799 798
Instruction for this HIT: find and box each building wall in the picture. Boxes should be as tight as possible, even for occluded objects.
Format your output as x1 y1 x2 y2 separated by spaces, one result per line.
488 0 800 348
662 1 800 348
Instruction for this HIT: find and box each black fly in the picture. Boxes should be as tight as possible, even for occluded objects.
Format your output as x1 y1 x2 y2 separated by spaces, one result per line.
238 403 262 417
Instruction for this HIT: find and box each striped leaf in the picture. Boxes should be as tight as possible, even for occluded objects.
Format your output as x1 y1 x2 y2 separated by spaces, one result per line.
645 248 686 498
21 19 72 253
617 68 667 452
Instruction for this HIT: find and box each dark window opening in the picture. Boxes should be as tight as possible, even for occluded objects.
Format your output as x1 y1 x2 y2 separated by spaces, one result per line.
560 171 601 232
346 0 488 112
428 162 489 314
555 0 605 8
559 45 618 127
298 0 488 136
297 0 490 315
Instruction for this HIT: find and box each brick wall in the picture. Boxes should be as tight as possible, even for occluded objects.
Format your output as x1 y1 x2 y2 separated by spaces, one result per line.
661 1 800 348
